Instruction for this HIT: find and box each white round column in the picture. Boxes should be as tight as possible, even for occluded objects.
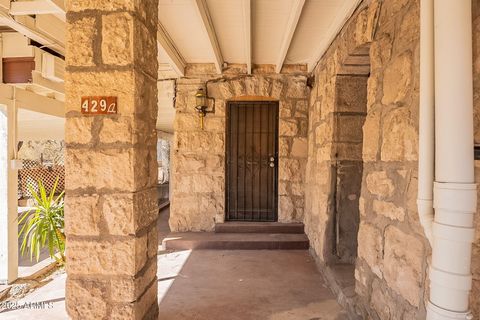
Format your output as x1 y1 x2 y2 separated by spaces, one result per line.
427 1 476 319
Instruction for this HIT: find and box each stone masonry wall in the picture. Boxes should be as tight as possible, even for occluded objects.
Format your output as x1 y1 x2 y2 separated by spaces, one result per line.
170 64 309 232
305 0 431 319
65 1 159 319
471 0 480 316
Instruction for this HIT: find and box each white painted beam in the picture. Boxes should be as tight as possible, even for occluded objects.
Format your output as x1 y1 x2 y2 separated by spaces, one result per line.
32 71 64 93
10 0 66 21
36 14 66 44
0 102 19 285
307 0 361 72
0 12 64 55
241 0 251 74
16 88 64 118
275 0 305 73
193 0 224 74
158 23 186 77
0 85 64 118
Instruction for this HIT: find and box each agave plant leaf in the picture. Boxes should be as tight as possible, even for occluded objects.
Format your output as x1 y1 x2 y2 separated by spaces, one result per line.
18 177 65 263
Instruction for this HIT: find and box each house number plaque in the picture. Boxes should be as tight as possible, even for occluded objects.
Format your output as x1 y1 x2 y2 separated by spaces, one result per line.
81 96 118 115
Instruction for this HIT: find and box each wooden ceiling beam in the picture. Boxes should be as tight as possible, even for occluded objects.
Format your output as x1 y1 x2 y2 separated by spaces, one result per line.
275 0 305 73
157 22 186 77
241 0 251 74
0 12 64 55
10 0 65 22
0 84 64 118
194 0 224 74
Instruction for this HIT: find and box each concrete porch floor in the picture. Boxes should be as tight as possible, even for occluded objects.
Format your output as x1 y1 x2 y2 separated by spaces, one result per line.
1 208 348 320
158 250 348 320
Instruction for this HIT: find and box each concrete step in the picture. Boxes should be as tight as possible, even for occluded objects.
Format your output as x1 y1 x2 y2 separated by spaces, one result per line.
215 222 304 234
163 232 309 250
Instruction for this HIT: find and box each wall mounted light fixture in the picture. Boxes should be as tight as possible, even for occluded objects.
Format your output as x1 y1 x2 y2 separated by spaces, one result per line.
195 88 214 130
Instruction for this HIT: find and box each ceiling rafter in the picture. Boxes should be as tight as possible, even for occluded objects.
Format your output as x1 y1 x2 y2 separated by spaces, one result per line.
0 12 64 55
0 84 64 118
158 22 186 77
307 0 362 72
275 0 305 73
241 0 251 74
193 0 224 74
9 0 66 22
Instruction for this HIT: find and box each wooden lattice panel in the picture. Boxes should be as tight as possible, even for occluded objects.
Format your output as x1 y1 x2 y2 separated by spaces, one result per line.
19 166 65 198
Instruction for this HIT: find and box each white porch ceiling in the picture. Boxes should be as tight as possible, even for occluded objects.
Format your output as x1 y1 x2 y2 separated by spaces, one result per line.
158 0 361 77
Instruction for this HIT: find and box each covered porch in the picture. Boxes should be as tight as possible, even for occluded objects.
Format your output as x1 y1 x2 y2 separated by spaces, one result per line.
0 0 478 320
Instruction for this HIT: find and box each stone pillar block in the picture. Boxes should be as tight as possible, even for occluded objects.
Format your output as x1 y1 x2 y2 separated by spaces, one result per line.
65 1 159 318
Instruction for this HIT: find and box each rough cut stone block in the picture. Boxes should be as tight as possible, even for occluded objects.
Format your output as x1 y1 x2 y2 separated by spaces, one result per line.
357 222 383 278
147 227 158 259
384 226 424 307
366 171 395 198
279 119 299 136
204 117 225 132
335 114 365 143
67 236 148 276
110 280 157 320
335 142 363 161
371 279 396 320
174 113 200 131
278 196 294 222
381 107 418 161
315 121 333 144
102 188 158 235
102 13 133 66
66 148 135 191
65 117 93 145
133 21 158 75
66 17 96 67
291 138 308 158
271 80 284 98
110 258 156 302
65 195 100 236
381 52 412 105
99 117 134 144
132 148 159 190
278 159 301 182
286 78 308 98
175 132 224 154
362 109 381 161
174 154 206 173
335 76 368 113
66 278 108 319
372 200 405 221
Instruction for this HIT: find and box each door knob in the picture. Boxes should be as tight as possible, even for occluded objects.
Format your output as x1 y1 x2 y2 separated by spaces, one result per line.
269 157 275 162
269 162 275 168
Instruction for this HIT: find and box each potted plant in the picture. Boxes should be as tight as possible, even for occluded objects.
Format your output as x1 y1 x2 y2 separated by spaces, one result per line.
18 178 65 264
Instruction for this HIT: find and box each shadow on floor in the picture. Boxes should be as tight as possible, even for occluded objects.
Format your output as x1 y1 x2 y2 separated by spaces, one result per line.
157 250 349 320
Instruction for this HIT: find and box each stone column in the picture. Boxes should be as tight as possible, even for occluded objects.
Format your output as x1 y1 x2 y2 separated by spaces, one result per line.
65 1 159 319
0 102 18 284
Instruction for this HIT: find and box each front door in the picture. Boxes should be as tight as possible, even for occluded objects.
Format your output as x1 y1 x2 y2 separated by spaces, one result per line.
226 101 279 221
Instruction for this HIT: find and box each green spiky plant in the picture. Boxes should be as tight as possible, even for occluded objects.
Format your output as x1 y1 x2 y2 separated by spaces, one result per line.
18 178 65 264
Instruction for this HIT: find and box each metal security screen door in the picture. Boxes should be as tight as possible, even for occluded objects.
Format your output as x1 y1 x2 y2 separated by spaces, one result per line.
226 101 279 222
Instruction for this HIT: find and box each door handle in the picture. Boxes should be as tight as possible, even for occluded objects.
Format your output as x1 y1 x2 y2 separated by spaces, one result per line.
269 156 275 168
